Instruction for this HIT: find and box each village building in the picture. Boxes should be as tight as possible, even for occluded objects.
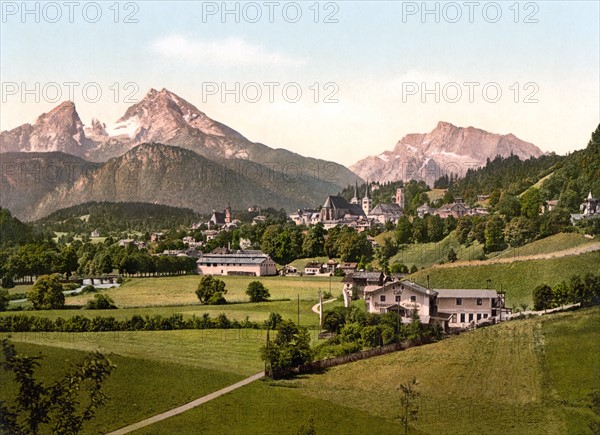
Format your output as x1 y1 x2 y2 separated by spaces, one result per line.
342 276 509 328
117 239 146 249
208 204 232 227
571 192 600 223
469 206 489 216
434 202 469 219
368 203 403 224
150 232 165 242
90 229 100 237
540 200 559 214
196 249 276 276
320 195 365 222
580 192 600 216
252 215 267 225
435 289 508 327
324 260 338 274
304 262 324 275
339 262 358 275
417 203 435 218
202 229 219 241
363 280 442 324
290 209 321 226
342 271 387 297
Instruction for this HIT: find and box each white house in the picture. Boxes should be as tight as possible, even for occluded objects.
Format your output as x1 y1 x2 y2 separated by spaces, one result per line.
350 278 509 328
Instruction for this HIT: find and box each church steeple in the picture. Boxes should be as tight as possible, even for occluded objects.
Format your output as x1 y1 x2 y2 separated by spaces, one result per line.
351 180 359 204
362 180 372 215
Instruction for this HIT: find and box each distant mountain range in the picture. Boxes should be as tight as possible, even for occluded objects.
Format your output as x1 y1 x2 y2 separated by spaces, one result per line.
0 89 358 221
1 89 547 221
350 121 544 185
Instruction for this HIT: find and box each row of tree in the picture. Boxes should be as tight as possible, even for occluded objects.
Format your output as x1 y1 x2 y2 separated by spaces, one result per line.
532 273 600 311
0 312 263 333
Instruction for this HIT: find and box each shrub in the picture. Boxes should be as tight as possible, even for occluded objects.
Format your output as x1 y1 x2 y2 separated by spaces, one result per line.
85 294 117 310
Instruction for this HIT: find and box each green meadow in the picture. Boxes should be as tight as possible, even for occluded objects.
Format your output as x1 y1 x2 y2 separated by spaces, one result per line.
410 251 600 308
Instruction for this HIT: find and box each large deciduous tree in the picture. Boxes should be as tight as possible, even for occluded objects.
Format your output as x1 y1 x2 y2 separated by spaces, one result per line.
28 274 65 310
195 275 227 305
246 281 270 303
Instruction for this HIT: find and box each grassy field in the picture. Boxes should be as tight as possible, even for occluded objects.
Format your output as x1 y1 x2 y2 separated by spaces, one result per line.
427 188 446 202
2 306 597 434
495 232 596 259
391 233 486 270
410 251 600 308
0 340 246 434
285 306 600 434
65 275 339 308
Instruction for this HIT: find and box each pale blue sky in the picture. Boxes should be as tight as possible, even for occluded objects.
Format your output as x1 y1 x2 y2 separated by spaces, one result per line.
1 1 598 165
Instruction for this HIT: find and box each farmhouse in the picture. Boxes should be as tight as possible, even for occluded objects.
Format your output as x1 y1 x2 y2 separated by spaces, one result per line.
436 289 508 327
196 249 276 276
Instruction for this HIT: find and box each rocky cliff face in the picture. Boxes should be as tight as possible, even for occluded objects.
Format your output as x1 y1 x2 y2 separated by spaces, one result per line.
0 88 360 219
1 88 358 187
350 121 544 185
0 101 92 156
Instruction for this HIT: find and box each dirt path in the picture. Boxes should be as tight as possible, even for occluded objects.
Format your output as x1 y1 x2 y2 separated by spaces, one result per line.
431 242 600 269
311 298 337 314
107 371 265 434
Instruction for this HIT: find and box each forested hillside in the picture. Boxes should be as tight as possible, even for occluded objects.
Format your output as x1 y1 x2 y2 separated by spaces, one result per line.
34 202 203 234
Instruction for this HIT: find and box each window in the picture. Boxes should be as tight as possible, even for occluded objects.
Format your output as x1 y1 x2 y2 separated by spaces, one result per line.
477 313 482 321
468 313 474 322
456 298 462 305
460 313 465 323
483 314 488 319
451 313 457 323
410 296 416 302
395 295 401 302
380 295 386 302
477 298 483 306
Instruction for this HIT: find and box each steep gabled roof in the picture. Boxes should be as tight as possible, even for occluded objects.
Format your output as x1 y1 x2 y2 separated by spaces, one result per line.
323 195 351 209
370 203 403 215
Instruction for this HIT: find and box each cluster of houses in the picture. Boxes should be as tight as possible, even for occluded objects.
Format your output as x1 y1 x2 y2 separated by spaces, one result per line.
341 271 510 329
291 184 492 231
416 197 489 219
291 183 405 230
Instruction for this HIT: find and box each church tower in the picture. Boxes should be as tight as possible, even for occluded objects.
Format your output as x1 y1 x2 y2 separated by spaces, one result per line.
225 203 232 224
396 188 405 210
351 180 360 205
362 180 372 215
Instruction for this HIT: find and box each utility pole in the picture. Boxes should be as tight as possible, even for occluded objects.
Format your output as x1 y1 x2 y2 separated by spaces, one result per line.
318 289 323 330
297 294 300 325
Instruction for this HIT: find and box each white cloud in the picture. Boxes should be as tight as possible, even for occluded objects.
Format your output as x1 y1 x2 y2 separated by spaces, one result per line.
150 35 307 67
